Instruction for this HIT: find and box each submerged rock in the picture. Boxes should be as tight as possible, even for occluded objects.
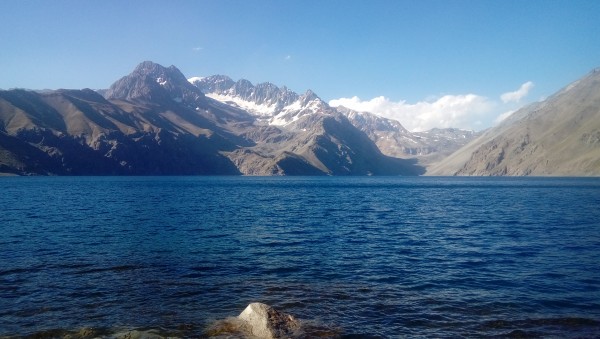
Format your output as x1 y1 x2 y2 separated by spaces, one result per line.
205 302 342 338
112 329 172 339
205 302 300 338
238 302 300 338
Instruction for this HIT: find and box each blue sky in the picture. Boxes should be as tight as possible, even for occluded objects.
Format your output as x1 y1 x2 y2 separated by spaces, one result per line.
1 0 598 131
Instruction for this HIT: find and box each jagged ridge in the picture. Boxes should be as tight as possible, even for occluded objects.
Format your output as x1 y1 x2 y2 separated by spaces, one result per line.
0 61 424 176
192 75 479 166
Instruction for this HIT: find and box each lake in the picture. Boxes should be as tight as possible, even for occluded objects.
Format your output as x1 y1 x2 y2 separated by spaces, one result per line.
1 176 599 337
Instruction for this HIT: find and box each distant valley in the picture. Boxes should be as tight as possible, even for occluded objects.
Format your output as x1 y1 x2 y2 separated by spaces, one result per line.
0 61 598 176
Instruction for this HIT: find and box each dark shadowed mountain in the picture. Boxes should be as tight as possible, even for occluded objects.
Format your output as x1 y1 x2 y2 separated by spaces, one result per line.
0 61 423 175
0 86 240 175
428 68 600 176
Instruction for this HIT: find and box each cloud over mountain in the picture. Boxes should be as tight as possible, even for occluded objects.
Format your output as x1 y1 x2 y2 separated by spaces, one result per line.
500 81 534 103
428 69 600 176
329 81 537 132
494 110 516 124
329 94 494 132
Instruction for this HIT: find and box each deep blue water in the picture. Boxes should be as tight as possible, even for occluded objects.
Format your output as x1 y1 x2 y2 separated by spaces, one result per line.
1 176 600 338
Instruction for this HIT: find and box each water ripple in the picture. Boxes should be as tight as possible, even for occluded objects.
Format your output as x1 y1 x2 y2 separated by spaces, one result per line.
0 176 599 337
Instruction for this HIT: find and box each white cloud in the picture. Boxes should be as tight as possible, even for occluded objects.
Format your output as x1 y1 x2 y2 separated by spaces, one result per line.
330 94 495 132
192 46 203 52
494 110 515 124
500 81 534 103
284 55 292 61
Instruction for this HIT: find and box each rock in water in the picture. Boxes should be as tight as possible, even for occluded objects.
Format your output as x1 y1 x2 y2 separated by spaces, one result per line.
238 302 300 338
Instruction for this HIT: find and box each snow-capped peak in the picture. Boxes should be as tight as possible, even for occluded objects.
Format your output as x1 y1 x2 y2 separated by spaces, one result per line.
189 75 334 126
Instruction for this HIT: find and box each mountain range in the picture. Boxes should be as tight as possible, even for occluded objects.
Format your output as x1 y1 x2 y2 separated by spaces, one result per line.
191 75 479 166
0 62 426 175
0 61 598 176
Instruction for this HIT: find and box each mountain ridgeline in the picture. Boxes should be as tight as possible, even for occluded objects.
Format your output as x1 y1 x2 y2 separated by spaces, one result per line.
428 68 600 176
191 75 479 166
0 61 427 175
1 61 598 176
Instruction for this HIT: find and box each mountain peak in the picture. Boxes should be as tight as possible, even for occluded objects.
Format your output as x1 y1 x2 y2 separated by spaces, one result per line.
301 89 319 102
189 75 334 125
105 61 205 105
191 75 302 115
133 60 163 72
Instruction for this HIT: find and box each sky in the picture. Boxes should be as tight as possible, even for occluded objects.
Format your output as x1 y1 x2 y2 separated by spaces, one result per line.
1 0 599 131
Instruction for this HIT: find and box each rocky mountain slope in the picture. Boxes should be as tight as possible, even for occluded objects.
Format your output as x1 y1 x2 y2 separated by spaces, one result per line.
191 75 478 166
338 107 478 165
4 62 596 177
428 68 600 176
0 61 423 175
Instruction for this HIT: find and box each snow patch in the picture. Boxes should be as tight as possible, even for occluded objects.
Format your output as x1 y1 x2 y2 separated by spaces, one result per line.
188 76 204 84
206 93 277 117
270 111 295 126
268 99 323 126
204 89 326 127
156 77 168 86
